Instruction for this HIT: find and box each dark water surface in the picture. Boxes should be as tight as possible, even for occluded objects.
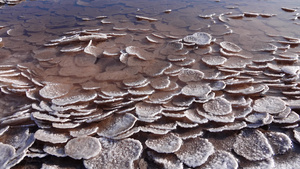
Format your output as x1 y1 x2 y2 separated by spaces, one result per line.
0 0 300 168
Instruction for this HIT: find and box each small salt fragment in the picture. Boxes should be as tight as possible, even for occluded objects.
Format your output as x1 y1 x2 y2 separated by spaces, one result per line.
145 133 182 153
282 7 297 12
136 15 158 21
233 129 273 161
175 137 214 167
199 13 215 19
65 136 101 160
164 9 172 13
243 12 259 17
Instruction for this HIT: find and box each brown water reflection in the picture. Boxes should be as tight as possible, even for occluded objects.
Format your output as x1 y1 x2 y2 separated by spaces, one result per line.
0 0 300 168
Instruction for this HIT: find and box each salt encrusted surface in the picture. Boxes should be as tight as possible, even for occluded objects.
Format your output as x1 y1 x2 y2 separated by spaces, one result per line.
0 0 300 168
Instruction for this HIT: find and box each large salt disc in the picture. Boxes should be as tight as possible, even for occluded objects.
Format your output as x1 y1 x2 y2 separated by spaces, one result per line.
178 68 204 82
203 97 232 115
201 151 238 169
253 96 286 114
135 102 163 117
175 137 214 167
145 133 182 153
220 41 242 53
233 129 273 161
181 83 211 97
84 138 142 169
65 136 101 160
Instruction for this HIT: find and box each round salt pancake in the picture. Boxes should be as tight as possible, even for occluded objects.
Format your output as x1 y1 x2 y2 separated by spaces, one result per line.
65 136 101 160
34 129 70 144
253 96 286 114
97 113 137 138
203 98 232 116
148 90 180 104
52 89 97 106
100 84 128 97
220 41 242 53
135 102 163 117
201 151 238 169
183 32 212 46
202 55 227 66
70 125 99 137
233 129 273 161
181 83 211 97
145 133 182 153
175 137 214 167
197 108 235 123
150 76 170 89
84 138 142 169
207 121 247 132
265 132 292 155
123 74 148 87
221 57 251 69
273 111 300 124
184 109 208 124
178 68 204 82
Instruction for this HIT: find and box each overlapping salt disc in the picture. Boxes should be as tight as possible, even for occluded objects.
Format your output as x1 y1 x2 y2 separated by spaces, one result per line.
135 102 163 117
181 83 211 97
65 136 101 160
175 137 214 167
203 98 232 115
220 41 242 53
145 133 182 153
97 113 137 138
253 96 286 114
52 89 97 106
233 129 274 161
178 68 204 82
201 151 238 169
202 55 227 66
183 32 212 46
34 129 70 144
84 138 142 169
265 132 292 155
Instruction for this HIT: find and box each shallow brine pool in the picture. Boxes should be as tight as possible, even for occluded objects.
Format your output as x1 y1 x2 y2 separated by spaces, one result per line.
0 0 300 168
